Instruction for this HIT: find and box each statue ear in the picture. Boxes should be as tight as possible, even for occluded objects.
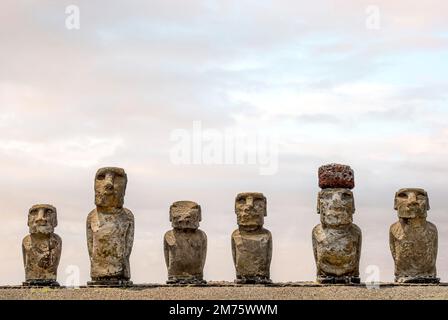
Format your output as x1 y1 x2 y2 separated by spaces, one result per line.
198 205 202 222
425 192 430 211
264 196 267 217
53 210 58 228
352 196 356 215
27 209 32 227
169 205 174 222
317 191 321 214
394 192 399 211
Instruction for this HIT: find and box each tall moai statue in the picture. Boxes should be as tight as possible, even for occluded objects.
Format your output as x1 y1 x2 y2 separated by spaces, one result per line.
86 167 134 287
390 188 439 283
22 204 62 287
312 164 362 284
164 201 207 284
231 192 272 284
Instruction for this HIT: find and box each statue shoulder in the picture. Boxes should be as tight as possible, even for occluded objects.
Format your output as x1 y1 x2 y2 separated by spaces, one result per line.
312 224 323 236
389 221 402 236
52 233 62 243
86 209 97 223
164 229 174 239
351 223 362 236
426 221 438 235
261 228 272 238
22 235 31 248
231 229 240 239
197 229 207 240
164 230 175 244
123 208 135 220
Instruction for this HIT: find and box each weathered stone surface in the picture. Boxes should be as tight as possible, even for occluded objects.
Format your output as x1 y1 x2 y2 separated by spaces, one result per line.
86 167 134 287
164 201 207 284
232 192 272 284
318 163 354 189
313 186 361 284
390 188 439 283
22 204 61 287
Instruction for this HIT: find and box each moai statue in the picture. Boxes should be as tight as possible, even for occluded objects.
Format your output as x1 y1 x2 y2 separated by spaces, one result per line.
22 204 62 287
312 164 362 284
231 192 272 284
86 167 134 287
164 201 207 284
390 188 439 283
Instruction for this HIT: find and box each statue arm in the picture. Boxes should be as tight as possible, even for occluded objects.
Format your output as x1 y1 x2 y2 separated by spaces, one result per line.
267 232 272 277
389 227 396 260
267 232 273 270
125 217 135 259
356 229 362 268
202 231 207 270
312 228 318 264
22 238 27 268
86 214 93 258
163 233 170 268
231 233 236 267
433 226 438 263
52 235 62 268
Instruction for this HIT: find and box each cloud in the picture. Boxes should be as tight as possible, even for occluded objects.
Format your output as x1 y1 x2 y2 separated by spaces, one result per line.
0 0 447 285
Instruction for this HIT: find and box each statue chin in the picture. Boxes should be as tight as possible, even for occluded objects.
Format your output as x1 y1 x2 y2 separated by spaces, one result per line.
95 196 124 208
238 224 262 231
30 226 54 234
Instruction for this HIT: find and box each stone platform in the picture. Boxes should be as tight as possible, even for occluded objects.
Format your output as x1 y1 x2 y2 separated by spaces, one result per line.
1 282 448 300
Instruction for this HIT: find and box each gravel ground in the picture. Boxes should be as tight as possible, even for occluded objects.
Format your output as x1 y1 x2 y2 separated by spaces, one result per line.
1 283 448 300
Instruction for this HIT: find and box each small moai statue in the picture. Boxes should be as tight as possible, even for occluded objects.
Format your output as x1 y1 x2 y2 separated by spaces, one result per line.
390 188 439 283
312 164 362 284
164 201 207 284
22 204 62 287
231 192 272 284
86 167 134 287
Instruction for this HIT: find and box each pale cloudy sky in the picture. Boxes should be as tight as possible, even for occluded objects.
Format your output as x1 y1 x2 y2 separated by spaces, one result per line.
1 0 448 285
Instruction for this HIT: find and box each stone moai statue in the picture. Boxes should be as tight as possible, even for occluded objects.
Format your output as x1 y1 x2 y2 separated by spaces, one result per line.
231 192 272 284
164 201 207 284
22 204 62 287
312 164 362 284
390 188 439 283
86 167 134 287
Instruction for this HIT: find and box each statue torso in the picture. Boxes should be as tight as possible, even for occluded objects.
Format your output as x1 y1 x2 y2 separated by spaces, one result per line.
164 229 207 277
88 208 134 278
390 220 437 277
313 224 361 277
23 233 61 280
232 228 272 277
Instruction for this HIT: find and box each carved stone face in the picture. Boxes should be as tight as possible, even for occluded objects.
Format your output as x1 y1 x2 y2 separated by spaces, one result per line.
235 192 266 230
170 201 201 230
28 204 57 234
394 188 429 219
317 189 355 226
94 167 127 208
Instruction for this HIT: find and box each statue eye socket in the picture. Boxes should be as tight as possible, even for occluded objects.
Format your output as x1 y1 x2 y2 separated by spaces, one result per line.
417 194 426 200
97 174 105 180
398 193 407 198
46 209 53 214
30 210 37 215
341 193 352 200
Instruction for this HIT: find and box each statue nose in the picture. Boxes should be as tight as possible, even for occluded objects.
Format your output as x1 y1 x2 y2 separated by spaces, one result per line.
36 210 46 221
408 194 418 203
105 182 113 190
